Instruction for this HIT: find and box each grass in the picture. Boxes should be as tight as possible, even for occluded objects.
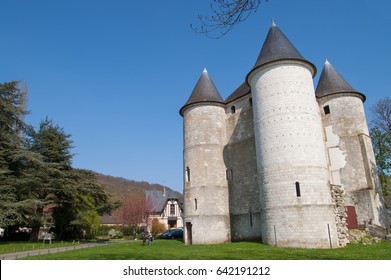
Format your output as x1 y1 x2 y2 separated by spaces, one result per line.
15 239 391 260
0 240 83 255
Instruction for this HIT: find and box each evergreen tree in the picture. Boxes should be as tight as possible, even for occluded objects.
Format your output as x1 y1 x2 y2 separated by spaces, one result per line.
1 81 118 240
0 81 35 228
53 168 119 240
18 118 73 240
28 118 118 240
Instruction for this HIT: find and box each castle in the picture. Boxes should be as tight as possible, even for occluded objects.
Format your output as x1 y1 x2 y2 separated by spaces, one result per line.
179 21 389 248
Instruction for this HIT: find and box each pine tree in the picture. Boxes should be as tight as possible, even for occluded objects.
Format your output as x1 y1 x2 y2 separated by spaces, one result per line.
28 118 118 240
1 81 119 240
0 81 35 228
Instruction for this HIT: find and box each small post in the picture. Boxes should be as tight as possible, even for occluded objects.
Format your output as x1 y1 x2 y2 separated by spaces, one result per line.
327 223 332 249
274 225 278 247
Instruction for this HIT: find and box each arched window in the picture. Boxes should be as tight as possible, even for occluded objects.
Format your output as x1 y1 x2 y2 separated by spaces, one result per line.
194 198 198 210
231 106 236 114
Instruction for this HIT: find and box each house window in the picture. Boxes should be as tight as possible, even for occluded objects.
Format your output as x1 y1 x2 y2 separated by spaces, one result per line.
186 167 191 182
323 105 330 115
170 204 175 216
295 182 301 197
194 198 198 210
231 106 236 114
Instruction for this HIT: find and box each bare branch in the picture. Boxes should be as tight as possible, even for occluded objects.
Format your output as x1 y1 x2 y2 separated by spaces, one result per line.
191 0 267 38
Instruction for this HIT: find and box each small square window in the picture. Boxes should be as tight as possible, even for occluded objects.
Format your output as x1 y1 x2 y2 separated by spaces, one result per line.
323 105 330 115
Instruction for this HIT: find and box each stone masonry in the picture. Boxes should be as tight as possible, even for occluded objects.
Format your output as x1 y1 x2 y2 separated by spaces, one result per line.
180 21 389 248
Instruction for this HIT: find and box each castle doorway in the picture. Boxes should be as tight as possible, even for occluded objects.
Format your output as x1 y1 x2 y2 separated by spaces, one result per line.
346 206 358 229
186 222 192 245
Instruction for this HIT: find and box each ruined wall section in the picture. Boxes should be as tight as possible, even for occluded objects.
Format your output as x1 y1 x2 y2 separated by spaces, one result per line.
224 95 261 241
318 94 389 228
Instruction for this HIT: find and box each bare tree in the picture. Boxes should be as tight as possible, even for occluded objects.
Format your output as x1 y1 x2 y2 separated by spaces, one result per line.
120 193 153 231
370 97 391 137
191 0 268 38
369 97 391 196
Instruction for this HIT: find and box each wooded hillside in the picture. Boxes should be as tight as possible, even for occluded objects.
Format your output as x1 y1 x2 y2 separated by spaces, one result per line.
96 173 183 202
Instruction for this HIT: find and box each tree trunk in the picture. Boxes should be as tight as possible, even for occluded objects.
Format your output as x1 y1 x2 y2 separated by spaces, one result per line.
29 224 41 242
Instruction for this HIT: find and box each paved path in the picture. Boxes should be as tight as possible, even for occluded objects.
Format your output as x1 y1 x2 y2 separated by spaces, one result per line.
0 242 112 260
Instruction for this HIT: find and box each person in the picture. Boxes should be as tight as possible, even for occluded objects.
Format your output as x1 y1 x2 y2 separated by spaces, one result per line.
142 231 147 246
148 232 153 247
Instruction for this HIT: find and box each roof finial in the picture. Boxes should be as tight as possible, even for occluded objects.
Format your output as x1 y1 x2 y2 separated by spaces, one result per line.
203 67 207 73
271 18 276 26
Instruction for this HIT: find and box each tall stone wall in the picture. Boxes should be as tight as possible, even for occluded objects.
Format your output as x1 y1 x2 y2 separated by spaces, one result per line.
224 96 261 241
249 61 339 248
183 104 231 244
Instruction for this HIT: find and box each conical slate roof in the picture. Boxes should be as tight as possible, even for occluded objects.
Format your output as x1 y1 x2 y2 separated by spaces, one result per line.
225 82 251 103
315 60 365 101
247 21 316 82
180 68 224 116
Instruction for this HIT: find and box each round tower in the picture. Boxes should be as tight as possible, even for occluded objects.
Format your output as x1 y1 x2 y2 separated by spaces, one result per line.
246 21 339 248
316 60 389 228
180 68 231 245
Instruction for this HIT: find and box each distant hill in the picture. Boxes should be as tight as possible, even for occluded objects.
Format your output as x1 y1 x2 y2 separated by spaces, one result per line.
96 173 183 203
96 172 389 209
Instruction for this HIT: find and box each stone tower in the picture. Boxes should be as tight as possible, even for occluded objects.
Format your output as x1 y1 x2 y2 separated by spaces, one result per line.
316 60 389 229
180 69 231 245
246 21 339 248
180 21 389 249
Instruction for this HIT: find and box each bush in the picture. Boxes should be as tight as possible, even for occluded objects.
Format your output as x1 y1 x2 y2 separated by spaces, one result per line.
107 229 123 239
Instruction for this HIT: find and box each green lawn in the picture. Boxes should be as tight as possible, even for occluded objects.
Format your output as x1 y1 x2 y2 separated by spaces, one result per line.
17 239 391 260
0 241 81 255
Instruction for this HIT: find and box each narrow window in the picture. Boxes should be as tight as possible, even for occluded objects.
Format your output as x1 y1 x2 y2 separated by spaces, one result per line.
323 105 330 115
231 106 236 114
249 98 253 106
186 167 191 182
226 169 233 181
170 204 175 216
295 182 301 197
249 211 253 227
194 198 198 210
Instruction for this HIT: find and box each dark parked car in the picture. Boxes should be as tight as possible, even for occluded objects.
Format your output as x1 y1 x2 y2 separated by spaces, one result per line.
159 228 183 239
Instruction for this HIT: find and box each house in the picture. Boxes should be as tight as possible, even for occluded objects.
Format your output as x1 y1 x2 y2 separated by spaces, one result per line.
146 189 183 230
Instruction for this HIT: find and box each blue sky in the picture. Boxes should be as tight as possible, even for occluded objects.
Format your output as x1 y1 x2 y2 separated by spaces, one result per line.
1 0 390 193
